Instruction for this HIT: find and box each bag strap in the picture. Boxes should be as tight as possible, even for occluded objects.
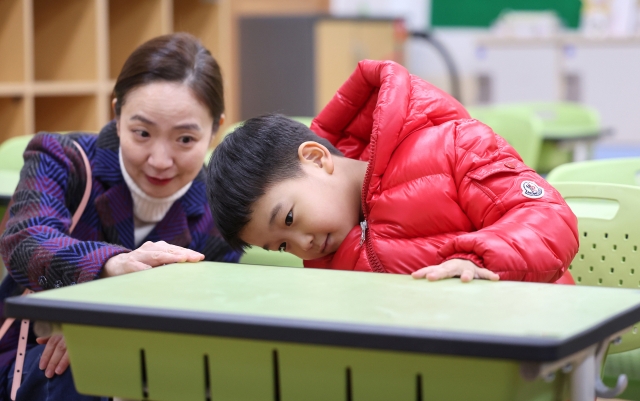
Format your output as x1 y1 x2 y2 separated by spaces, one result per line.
3 140 91 400
70 141 92 233
0 140 91 236
10 306 32 401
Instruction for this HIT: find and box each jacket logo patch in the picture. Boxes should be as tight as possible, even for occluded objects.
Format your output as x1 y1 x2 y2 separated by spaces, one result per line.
521 180 544 199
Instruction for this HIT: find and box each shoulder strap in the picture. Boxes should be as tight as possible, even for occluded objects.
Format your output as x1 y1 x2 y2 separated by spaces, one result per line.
70 141 92 233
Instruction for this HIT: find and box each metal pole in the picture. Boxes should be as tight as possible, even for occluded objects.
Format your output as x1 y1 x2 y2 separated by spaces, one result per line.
571 350 596 401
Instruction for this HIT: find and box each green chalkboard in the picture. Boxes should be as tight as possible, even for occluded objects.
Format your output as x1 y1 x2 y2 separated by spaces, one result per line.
431 0 581 29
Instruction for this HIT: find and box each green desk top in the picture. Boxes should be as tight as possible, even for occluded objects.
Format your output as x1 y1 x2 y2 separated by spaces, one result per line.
542 129 605 141
7 263 640 361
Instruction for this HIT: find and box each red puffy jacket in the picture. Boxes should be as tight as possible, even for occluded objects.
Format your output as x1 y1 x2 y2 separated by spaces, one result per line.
305 60 578 283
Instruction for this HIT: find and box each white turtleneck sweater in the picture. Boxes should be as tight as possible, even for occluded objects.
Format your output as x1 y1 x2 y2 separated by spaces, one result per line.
119 149 192 246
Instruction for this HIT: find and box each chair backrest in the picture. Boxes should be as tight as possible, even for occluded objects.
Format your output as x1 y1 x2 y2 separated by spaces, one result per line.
0 135 34 171
239 247 303 268
290 116 313 127
553 182 640 354
547 158 640 187
467 106 543 169
221 116 313 141
209 116 315 165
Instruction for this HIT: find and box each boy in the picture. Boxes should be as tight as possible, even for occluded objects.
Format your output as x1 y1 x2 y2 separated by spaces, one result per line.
207 60 578 282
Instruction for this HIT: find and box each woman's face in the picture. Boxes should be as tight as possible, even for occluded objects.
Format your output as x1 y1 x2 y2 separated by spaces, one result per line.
116 82 214 198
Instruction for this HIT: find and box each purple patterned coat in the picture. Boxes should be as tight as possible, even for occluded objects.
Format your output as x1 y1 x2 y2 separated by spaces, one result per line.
0 121 239 368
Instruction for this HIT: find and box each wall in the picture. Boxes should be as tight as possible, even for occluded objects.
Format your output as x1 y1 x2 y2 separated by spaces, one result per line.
331 0 640 145
330 0 482 105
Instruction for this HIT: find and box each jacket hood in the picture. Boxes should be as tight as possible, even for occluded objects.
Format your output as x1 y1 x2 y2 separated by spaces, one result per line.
310 60 469 204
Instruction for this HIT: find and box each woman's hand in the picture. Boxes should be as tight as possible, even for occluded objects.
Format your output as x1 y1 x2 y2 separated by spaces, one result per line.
37 335 68 378
411 259 500 282
101 241 204 278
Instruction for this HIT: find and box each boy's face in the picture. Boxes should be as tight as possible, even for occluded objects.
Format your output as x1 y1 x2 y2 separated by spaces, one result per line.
239 142 361 260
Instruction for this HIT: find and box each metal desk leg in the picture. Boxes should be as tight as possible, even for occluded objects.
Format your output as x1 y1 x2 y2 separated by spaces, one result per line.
572 140 591 162
521 333 627 401
571 348 596 401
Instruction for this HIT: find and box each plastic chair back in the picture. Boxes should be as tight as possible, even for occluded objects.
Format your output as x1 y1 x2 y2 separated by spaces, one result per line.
220 116 314 142
240 247 303 268
553 182 640 354
547 158 640 187
0 135 34 171
209 116 315 165
467 107 543 169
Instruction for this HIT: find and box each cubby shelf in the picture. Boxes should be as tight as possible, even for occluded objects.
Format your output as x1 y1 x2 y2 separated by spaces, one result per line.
0 85 27 97
109 0 168 80
35 95 97 133
0 0 26 84
34 0 97 82
0 0 329 144
0 97 26 140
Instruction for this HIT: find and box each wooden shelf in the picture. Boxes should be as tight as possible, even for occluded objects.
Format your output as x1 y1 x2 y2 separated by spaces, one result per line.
0 84 26 97
174 0 220 57
35 95 98 133
0 0 25 83
0 0 329 141
0 97 26 142
109 0 168 80
34 0 97 81
33 81 99 96
315 19 400 113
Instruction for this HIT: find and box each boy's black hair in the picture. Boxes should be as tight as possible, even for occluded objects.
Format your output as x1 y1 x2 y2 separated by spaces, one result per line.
206 114 343 250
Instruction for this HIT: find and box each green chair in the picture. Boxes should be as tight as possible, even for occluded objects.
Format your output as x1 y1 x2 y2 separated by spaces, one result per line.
501 102 603 174
467 106 543 170
552 181 640 399
289 116 313 127
0 134 34 222
209 117 310 165
240 247 303 268
208 116 315 166
547 157 640 187
0 134 34 172
221 116 313 140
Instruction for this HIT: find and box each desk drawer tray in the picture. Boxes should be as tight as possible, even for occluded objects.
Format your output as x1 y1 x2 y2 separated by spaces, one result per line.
64 324 567 401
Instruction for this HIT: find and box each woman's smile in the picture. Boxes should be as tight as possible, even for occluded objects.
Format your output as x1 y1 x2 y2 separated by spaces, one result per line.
146 175 174 186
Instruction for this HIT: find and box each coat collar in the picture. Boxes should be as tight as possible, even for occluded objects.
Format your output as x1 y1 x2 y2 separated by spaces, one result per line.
92 121 208 248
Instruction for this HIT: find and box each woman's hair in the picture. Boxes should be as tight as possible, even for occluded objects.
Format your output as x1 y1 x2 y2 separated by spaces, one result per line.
206 114 342 250
113 32 224 132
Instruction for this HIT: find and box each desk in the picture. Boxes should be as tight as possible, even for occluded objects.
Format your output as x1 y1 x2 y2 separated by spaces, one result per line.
539 124 607 164
6 263 640 401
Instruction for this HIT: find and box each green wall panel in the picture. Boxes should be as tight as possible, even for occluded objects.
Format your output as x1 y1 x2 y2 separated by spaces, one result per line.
431 0 581 29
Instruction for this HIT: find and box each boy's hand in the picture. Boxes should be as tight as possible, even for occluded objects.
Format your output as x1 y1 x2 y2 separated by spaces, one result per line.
411 259 500 282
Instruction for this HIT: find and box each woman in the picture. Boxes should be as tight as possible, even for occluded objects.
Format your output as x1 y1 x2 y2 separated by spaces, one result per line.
0 33 239 400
